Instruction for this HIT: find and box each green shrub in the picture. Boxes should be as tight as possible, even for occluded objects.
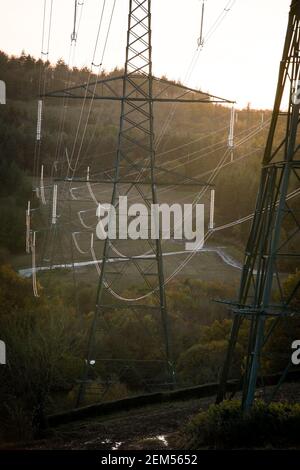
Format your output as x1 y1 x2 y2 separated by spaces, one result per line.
183 400 300 449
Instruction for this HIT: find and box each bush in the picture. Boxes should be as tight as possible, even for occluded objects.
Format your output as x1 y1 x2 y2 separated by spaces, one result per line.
183 400 300 449
0 265 85 440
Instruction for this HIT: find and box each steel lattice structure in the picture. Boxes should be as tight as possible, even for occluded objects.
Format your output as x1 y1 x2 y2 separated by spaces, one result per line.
217 0 300 410
77 0 177 405
43 0 233 406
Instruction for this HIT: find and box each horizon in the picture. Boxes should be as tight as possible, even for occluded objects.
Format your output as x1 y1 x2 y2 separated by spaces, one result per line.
0 48 276 112
0 0 291 110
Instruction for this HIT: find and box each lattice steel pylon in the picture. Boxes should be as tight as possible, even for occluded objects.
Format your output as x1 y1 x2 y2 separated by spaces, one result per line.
217 0 300 411
76 0 174 405
70 0 231 406
43 0 233 406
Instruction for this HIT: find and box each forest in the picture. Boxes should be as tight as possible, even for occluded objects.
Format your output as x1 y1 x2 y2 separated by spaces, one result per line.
0 50 299 442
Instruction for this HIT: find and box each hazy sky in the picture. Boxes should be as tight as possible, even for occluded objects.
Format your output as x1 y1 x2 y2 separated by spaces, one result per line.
0 0 291 109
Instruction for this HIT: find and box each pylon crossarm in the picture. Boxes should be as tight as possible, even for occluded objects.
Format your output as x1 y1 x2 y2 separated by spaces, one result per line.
54 177 209 186
43 73 234 104
232 306 300 317
263 160 300 170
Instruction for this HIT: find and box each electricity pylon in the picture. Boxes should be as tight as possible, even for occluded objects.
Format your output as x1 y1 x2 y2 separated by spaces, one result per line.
44 0 232 406
217 0 300 411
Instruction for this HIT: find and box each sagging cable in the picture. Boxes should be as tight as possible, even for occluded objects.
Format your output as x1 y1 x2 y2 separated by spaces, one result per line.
90 233 101 275
65 147 75 171
72 231 88 254
87 166 99 205
78 210 93 229
70 187 78 200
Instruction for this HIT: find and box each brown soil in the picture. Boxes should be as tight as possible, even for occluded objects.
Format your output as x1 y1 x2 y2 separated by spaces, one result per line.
5 382 300 450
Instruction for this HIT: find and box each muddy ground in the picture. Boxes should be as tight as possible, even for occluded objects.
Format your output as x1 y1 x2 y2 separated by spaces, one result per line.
8 382 300 450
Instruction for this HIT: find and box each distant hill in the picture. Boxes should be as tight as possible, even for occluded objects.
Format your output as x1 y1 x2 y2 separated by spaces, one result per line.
0 50 272 256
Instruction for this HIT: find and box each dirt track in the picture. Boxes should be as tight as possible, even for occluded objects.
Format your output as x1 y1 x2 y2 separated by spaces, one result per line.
16 382 300 450
21 396 213 450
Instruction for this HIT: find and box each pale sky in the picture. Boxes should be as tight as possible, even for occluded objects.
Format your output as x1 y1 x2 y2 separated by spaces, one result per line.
0 0 291 109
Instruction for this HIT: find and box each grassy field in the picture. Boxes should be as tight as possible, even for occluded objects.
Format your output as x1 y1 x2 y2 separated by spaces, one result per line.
14 179 244 291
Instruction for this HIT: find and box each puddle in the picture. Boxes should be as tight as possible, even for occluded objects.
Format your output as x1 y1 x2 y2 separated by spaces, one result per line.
155 435 168 447
111 441 123 450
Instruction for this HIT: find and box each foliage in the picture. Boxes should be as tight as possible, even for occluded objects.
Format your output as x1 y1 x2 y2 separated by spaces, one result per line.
0 265 84 440
0 152 31 254
183 400 300 449
263 270 300 374
176 319 247 385
0 50 271 255
0 49 299 444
